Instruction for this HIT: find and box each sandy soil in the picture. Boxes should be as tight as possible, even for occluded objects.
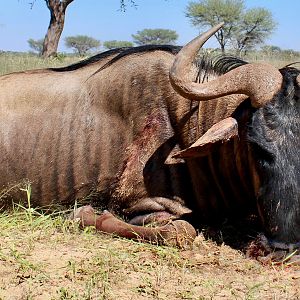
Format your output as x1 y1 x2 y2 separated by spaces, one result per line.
1 218 300 300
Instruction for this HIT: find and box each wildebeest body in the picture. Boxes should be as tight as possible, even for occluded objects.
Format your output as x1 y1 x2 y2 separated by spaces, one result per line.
0 46 253 221
1 25 299 252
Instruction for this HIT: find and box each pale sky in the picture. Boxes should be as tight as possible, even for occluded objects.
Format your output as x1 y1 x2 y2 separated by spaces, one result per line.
0 0 299 52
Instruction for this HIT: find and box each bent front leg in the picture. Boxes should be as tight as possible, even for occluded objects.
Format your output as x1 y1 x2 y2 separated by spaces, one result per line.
71 205 196 248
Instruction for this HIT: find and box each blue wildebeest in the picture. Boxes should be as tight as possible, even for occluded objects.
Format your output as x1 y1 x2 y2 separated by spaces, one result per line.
0 24 299 256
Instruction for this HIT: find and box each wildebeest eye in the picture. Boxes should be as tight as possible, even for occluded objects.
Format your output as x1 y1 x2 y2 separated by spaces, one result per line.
250 142 275 166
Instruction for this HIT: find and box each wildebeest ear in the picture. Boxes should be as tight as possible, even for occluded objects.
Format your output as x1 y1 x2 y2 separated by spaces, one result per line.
173 117 238 159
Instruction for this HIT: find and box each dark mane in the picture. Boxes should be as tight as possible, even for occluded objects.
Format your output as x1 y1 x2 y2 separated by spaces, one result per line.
94 47 247 77
212 55 248 73
50 45 182 73
49 47 130 72
92 44 182 76
195 55 248 83
49 43 249 79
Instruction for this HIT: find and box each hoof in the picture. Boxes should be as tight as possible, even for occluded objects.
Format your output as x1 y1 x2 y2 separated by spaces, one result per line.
162 220 197 249
69 205 95 220
69 205 98 227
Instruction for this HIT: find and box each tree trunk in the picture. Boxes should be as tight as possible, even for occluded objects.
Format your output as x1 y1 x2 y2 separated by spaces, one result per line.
42 0 74 58
215 30 225 54
220 44 225 54
42 11 65 57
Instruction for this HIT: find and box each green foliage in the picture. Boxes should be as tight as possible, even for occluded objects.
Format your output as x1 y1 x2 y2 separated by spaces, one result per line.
103 40 134 50
186 0 276 53
232 8 277 55
186 0 244 27
119 0 137 11
132 29 178 45
27 38 44 55
186 0 244 52
64 35 100 56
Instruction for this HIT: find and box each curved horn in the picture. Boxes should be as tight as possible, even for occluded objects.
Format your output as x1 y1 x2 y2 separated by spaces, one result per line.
170 24 283 108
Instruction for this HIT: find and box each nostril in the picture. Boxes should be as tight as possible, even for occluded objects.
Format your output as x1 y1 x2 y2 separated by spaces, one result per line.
257 232 300 251
246 234 272 259
246 233 300 264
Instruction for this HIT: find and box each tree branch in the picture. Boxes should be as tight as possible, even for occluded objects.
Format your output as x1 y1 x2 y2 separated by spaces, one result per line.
120 0 137 12
44 0 74 10
63 0 74 7
29 0 37 9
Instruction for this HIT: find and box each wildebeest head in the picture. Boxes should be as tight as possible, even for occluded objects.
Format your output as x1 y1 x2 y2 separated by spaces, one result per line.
248 66 300 249
170 24 300 249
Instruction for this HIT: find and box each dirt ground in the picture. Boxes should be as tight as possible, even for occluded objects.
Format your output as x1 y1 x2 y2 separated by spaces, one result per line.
0 212 300 300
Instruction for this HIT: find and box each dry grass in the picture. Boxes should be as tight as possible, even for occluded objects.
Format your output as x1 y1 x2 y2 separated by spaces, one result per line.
0 208 300 299
244 53 300 69
0 52 80 75
0 50 299 77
